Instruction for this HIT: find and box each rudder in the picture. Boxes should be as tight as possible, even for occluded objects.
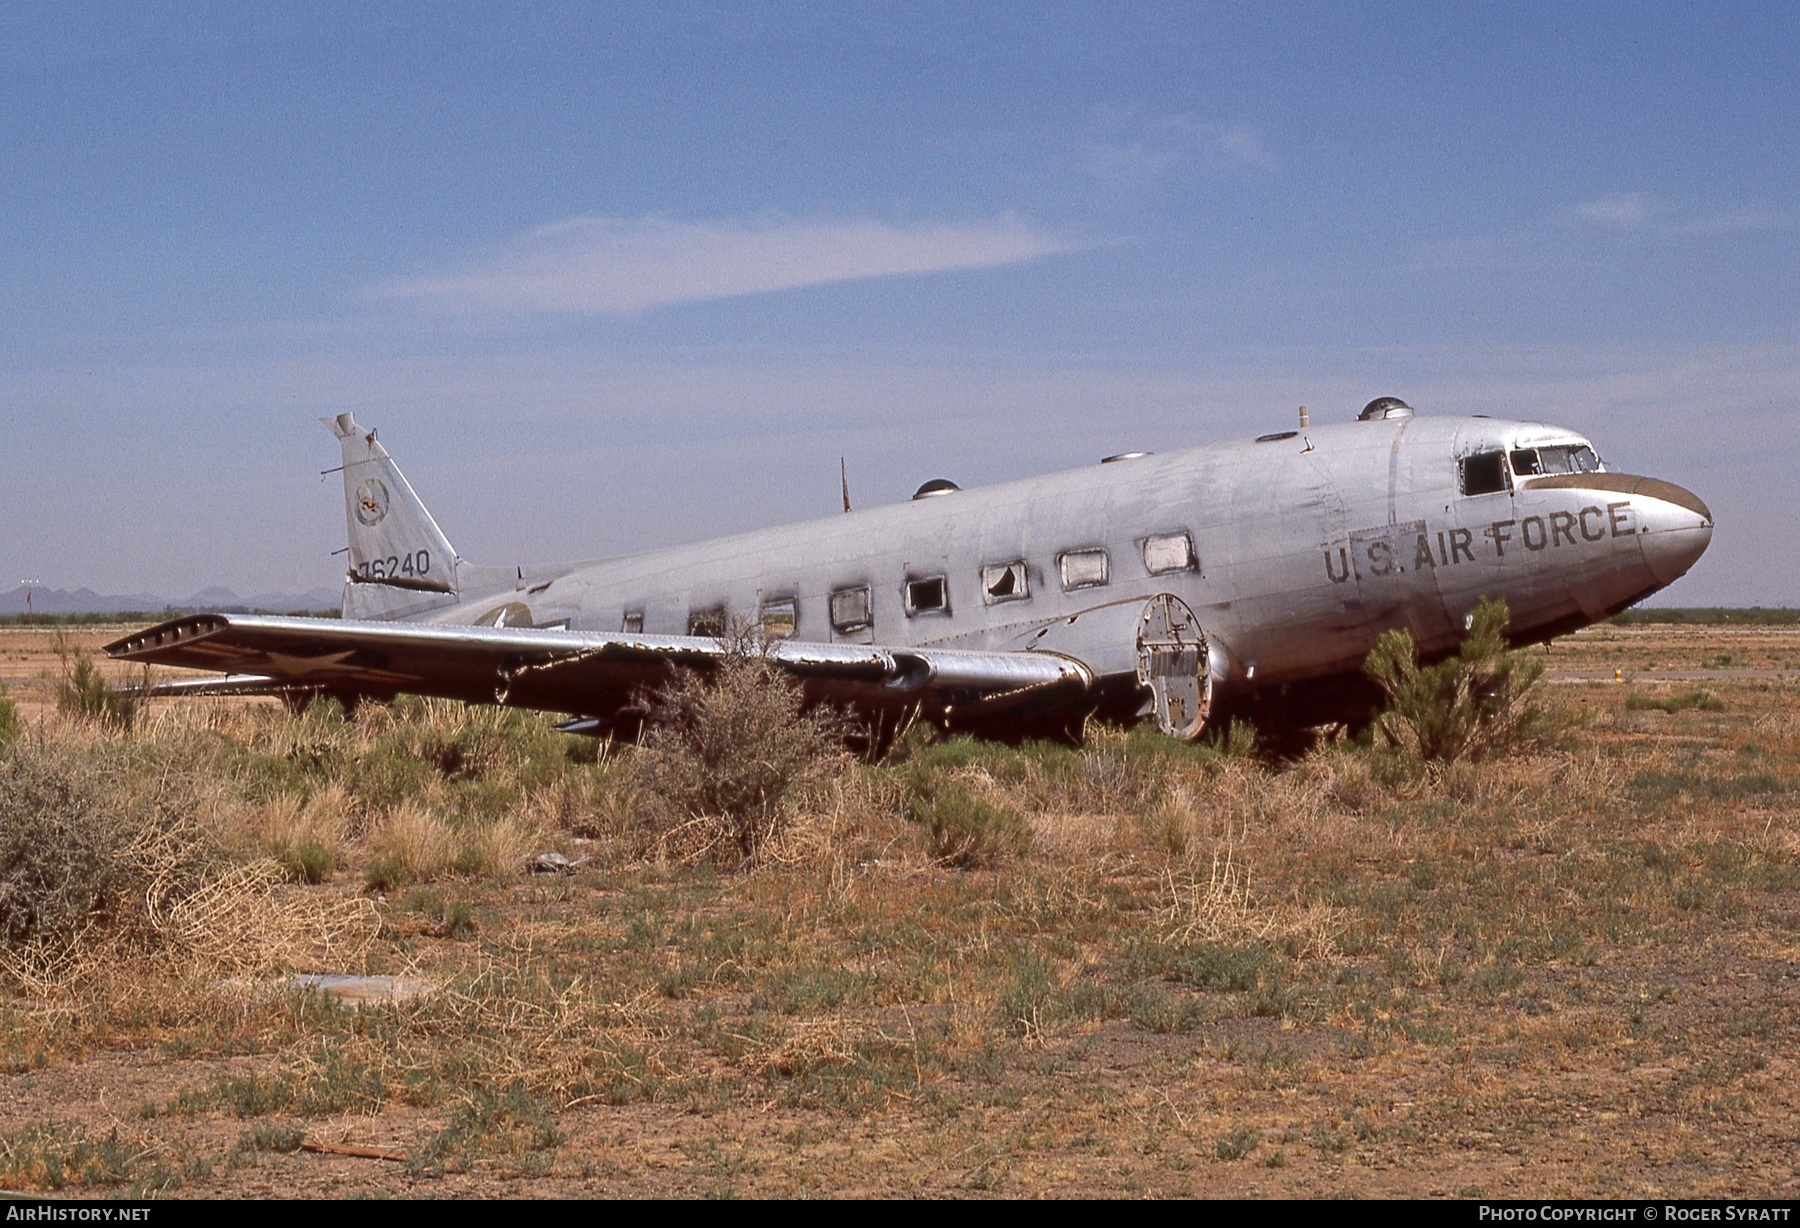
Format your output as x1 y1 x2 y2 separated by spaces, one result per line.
325 413 462 620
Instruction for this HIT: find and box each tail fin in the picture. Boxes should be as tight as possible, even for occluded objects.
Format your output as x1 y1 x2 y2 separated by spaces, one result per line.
325 414 463 620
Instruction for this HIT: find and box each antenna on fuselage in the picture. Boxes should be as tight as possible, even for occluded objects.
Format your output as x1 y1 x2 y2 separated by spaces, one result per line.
840 457 852 513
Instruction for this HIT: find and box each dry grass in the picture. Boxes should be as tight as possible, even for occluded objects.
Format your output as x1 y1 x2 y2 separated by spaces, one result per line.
1160 846 1348 961
0 622 1796 1196
364 800 461 889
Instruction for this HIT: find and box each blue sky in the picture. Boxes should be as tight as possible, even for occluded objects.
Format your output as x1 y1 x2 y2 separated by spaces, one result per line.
3 2 1796 603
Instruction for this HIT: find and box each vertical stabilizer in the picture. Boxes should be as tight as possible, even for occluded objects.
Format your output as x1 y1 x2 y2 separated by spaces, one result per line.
325 414 462 620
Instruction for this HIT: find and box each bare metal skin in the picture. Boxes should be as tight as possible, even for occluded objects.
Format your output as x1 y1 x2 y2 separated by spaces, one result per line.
109 399 1711 742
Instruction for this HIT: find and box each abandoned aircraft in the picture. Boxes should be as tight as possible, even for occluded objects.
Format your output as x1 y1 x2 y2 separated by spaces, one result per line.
107 398 1713 741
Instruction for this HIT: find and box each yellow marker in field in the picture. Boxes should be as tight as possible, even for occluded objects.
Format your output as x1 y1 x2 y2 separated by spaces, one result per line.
1615 668 1623 682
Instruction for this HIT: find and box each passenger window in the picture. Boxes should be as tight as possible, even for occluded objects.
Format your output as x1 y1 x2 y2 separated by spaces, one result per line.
1142 532 1197 576
904 576 949 616
760 596 797 639
980 561 1029 604
1509 449 1543 476
1059 548 1110 591
829 586 871 633
687 605 726 637
1460 451 1509 496
620 611 644 633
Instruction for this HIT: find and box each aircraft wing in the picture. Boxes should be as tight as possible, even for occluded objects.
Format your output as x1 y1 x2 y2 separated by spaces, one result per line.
106 613 1096 737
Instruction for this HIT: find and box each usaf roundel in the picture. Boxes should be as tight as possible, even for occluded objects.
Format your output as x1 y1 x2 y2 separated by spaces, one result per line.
355 479 390 527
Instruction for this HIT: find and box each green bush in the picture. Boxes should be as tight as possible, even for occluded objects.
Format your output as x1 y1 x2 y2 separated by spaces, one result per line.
1363 596 1554 763
53 636 140 731
1215 1125 1262 1161
1625 689 1725 714
0 683 19 747
275 840 335 885
907 777 1030 868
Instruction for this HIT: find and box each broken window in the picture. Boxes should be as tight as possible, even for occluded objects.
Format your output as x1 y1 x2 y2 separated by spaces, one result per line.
1509 449 1543 476
687 604 726 637
1059 548 1109 591
1142 532 1197 576
620 610 644 633
904 575 949 616
829 586 871 633
760 596 797 639
1460 451 1509 496
980 561 1029 605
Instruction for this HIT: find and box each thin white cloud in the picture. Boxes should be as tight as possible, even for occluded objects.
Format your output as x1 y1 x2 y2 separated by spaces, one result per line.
1677 206 1788 236
1076 108 1278 191
1573 192 1659 227
1571 193 1788 235
373 214 1078 316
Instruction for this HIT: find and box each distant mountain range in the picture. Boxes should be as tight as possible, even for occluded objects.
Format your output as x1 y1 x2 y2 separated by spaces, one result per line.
2 584 340 616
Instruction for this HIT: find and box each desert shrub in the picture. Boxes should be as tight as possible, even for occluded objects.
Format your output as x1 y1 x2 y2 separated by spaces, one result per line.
1626 689 1725 714
364 801 456 890
279 841 335 885
53 636 139 731
0 1121 192 1193
0 683 18 747
451 815 533 880
1207 717 1259 758
365 803 532 889
1363 596 1555 763
905 776 1030 868
635 641 847 868
255 792 350 884
1215 1125 1262 1161
0 742 213 956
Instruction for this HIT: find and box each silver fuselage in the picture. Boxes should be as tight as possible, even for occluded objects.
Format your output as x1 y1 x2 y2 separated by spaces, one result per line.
389 413 1711 722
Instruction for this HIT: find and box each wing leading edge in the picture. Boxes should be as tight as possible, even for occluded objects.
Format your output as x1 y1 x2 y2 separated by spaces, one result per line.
106 614 1096 739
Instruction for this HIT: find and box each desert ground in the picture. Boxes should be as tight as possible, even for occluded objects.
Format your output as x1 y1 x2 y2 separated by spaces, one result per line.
0 619 1796 1198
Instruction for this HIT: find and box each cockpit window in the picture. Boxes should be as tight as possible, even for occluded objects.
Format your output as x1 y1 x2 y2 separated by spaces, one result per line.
1543 445 1599 474
1509 445 1600 476
1460 451 1510 496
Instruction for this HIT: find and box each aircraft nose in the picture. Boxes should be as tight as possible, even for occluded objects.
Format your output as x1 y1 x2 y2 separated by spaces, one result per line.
1635 479 1713 587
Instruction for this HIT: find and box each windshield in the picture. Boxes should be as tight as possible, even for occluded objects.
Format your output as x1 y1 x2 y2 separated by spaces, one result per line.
1509 444 1600 476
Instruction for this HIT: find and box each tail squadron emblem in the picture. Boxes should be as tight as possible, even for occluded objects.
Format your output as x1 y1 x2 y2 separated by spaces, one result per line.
355 479 390 527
